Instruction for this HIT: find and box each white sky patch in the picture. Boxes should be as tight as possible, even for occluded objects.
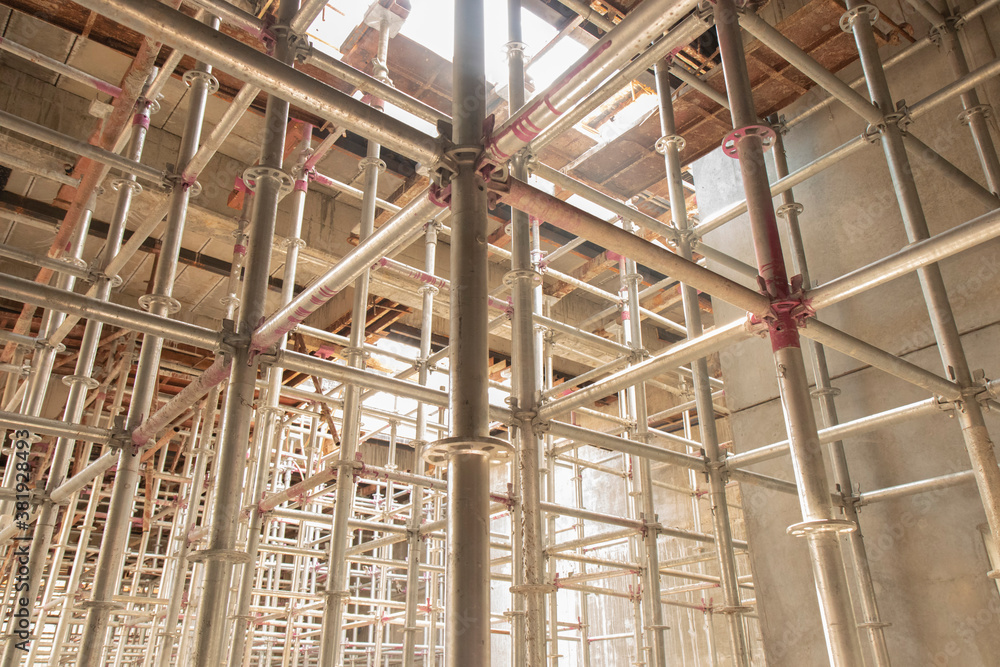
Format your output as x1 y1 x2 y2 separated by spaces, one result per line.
309 1 591 102
566 194 618 221
597 91 660 142
400 0 583 87
307 1 650 152
527 35 589 90
307 1 366 57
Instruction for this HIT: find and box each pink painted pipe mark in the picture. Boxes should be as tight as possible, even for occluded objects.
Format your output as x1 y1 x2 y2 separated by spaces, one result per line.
489 40 612 157
310 171 336 187
131 358 232 447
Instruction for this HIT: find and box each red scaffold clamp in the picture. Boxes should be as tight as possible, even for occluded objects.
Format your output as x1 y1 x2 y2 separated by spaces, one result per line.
746 274 816 352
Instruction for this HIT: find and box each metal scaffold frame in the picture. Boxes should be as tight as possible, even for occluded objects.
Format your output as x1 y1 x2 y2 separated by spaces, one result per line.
0 0 998 664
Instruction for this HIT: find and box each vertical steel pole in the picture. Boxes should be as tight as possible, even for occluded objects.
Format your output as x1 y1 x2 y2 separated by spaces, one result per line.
506 1 548 665
1 93 154 667
619 255 668 667
440 1 498 664
179 207 245 666
113 448 162 667
1 190 95 665
0 347 24 410
770 122 892 666
713 2 864 664
1 190 94 512
74 18 218 663
156 400 211 667
543 329 560 667
189 1 295 661
318 17 389 666
843 0 1000 570
570 449 593 667
47 372 129 667
78 19 218 667
653 58 751 666
47 488 94 661
227 126 311 667
623 447 649 666
402 222 439 667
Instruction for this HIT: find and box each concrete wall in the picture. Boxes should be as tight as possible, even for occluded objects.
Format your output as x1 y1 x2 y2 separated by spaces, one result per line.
692 1 1000 664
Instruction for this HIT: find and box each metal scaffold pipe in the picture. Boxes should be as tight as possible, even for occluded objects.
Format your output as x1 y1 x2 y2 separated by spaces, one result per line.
654 56 750 666
908 55 1000 122
74 18 219 665
506 2 548 664
844 0 1000 569
487 0 699 162
252 193 439 353
189 1 297 662
807 196 1000 311
68 0 441 167
185 0 264 36
856 470 976 506
303 46 449 126
436 2 506 664
0 275 218 350
714 1 863 663
726 397 949 470
528 12 712 154
0 92 154 667
530 162 758 279
0 192 94 531
493 177 769 316
0 36 123 96
0 109 166 185
319 7 395 663
737 10 880 125
770 123 892 665
620 252 669 666
228 124 312 667
540 319 753 419
155 398 210 667
401 220 439 667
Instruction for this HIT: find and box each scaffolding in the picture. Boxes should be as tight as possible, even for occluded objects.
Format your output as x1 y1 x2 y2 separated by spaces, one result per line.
0 0 998 665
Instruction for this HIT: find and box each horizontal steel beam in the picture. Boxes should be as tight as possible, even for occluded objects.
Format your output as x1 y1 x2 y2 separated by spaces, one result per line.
726 397 948 469
808 205 1000 309
0 410 110 444
0 273 219 349
540 319 753 418
0 109 166 185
